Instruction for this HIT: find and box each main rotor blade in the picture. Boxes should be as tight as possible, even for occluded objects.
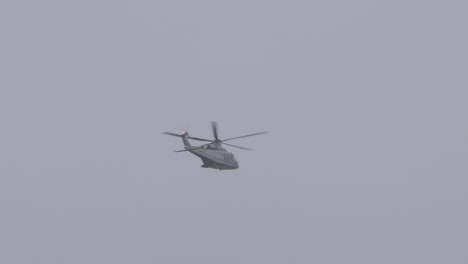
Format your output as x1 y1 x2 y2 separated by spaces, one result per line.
222 131 268 142
211 121 219 141
187 136 212 142
222 142 252 151
163 132 212 142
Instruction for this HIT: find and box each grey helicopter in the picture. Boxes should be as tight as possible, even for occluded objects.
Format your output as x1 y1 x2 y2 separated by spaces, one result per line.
164 122 268 170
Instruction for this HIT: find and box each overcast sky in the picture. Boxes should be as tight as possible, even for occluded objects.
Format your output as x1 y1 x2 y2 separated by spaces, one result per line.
1 0 467 263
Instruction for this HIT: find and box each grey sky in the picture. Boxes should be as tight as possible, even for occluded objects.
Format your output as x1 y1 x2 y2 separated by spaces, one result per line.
1 0 467 263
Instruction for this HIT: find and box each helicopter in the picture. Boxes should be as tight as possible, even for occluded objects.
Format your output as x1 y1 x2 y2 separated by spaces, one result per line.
164 122 268 170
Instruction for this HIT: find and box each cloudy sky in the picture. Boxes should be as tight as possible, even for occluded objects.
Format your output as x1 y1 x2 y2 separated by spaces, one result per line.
1 0 467 263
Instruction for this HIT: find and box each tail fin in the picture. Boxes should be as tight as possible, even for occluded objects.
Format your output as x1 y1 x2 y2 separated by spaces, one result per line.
181 132 191 147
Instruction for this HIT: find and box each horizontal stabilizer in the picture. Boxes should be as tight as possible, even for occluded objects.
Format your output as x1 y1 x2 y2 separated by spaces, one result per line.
173 149 188 152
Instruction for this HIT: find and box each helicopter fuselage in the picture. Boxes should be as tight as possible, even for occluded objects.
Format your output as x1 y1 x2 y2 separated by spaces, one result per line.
186 144 239 170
